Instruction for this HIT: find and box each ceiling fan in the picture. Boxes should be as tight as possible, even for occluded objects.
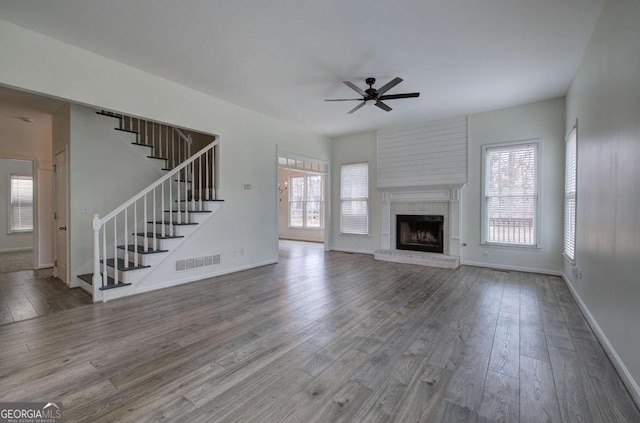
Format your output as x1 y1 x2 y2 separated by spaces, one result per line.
325 77 420 114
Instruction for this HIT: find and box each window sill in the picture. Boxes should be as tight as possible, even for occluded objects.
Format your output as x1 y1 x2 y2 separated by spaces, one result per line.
563 253 575 265
481 242 541 251
8 231 33 235
287 227 324 230
339 232 370 237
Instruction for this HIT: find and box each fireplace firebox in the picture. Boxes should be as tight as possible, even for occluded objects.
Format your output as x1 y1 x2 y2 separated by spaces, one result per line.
396 215 444 253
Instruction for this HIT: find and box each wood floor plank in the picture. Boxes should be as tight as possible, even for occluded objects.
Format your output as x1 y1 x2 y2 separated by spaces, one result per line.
548 345 604 423
478 370 519 423
488 312 520 378
520 355 563 423
437 400 479 423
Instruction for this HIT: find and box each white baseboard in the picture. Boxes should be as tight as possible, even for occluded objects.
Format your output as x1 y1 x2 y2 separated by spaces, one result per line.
561 273 640 407
329 247 373 255
0 247 33 253
37 263 54 269
461 260 562 276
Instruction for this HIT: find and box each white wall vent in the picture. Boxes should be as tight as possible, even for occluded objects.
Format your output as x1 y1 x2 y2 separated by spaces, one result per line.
175 254 221 272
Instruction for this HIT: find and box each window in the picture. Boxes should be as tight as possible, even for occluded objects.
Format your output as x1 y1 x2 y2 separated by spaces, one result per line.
9 175 33 233
564 126 577 261
340 162 369 235
289 174 323 229
482 141 538 246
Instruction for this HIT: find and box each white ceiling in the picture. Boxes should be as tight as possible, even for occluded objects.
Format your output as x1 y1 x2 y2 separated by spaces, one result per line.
0 0 603 137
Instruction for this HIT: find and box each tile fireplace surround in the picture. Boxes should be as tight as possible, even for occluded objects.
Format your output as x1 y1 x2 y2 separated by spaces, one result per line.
374 187 462 269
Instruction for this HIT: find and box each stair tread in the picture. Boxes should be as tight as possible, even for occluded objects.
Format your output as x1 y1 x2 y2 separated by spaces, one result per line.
131 142 153 149
165 210 212 213
96 111 122 120
176 198 224 202
101 258 151 271
148 221 198 226
134 232 185 239
115 128 138 135
147 156 168 160
117 245 169 254
78 272 132 290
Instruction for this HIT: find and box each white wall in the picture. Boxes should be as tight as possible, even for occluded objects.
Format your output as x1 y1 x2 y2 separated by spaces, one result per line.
564 0 640 398
0 110 53 265
278 168 325 243
461 98 566 274
0 158 33 252
0 19 330 285
329 131 380 254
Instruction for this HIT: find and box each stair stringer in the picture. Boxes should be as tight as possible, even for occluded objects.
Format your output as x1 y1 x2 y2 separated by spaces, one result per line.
98 202 222 302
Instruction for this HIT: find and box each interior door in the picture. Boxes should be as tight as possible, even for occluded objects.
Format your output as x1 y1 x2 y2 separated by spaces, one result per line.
54 150 68 285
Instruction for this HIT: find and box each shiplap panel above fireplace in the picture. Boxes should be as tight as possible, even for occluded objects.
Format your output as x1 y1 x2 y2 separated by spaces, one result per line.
377 116 468 188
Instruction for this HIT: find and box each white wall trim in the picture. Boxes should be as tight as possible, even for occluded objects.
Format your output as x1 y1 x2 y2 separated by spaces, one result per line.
37 262 54 269
561 273 640 408
461 260 562 276
0 247 34 253
329 247 373 255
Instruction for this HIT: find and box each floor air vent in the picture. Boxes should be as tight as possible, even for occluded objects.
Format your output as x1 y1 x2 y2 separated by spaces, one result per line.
175 254 221 272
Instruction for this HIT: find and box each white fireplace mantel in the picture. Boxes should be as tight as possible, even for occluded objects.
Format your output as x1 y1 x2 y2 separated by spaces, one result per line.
379 185 463 258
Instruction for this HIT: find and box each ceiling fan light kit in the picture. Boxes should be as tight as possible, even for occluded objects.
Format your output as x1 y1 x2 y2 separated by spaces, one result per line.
325 77 420 114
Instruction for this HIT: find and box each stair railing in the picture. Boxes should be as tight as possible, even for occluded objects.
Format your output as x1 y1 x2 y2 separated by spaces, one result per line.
91 139 219 296
102 111 193 170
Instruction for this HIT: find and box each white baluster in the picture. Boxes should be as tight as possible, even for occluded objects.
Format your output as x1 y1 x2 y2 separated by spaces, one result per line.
205 149 210 202
102 223 107 289
123 210 129 268
92 214 101 289
133 202 138 267
199 154 203 210
172 130 175 169
143 194 148 252
113 216 118 286
153 187 157 250
169 177 174 236
176 170 181 224
161 182 166 238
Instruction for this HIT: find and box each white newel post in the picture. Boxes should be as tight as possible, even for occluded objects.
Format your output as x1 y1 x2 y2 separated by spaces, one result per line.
92 214 102 301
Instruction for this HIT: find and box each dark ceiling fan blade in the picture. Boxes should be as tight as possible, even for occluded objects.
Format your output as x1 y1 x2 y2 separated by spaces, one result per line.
347 102 366 114
375 101 392 112
376 77 403 95
324 98 362 101
379 92 420 100
343 81 366 97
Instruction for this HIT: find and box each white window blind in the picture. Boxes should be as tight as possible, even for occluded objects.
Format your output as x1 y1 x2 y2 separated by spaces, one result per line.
483 142 538 246
564 126 577 261
10 175 33 233
340 162 369 235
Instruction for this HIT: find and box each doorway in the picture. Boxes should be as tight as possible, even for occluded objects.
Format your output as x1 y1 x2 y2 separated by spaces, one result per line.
277 152 329 249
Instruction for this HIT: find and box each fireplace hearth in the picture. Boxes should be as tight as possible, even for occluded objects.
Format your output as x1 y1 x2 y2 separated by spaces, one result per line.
396 214 444 254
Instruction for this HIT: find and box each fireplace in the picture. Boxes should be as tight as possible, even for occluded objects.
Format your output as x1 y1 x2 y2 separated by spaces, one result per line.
396 214 444 253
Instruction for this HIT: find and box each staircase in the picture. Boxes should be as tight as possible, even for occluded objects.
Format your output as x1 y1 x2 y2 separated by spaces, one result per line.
77 110 222 302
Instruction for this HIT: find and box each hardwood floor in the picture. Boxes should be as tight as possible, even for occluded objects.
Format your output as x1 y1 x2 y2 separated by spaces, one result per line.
0 240 638 422
0 268 92 324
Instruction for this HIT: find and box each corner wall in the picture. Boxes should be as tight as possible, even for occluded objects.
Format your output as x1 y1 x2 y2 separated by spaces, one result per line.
329 131 380 254
461 98 566 274
564 0 640 399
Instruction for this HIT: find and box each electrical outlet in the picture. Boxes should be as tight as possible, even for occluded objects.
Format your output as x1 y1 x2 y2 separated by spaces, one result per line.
231 249 236 257
577 269 583 280
483 251 489 259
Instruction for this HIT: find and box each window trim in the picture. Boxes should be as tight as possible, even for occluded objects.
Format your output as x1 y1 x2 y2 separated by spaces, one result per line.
481 139 541 248
8 174 34 234
563 124 578 263
287 174 324 230
340 162 369 236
